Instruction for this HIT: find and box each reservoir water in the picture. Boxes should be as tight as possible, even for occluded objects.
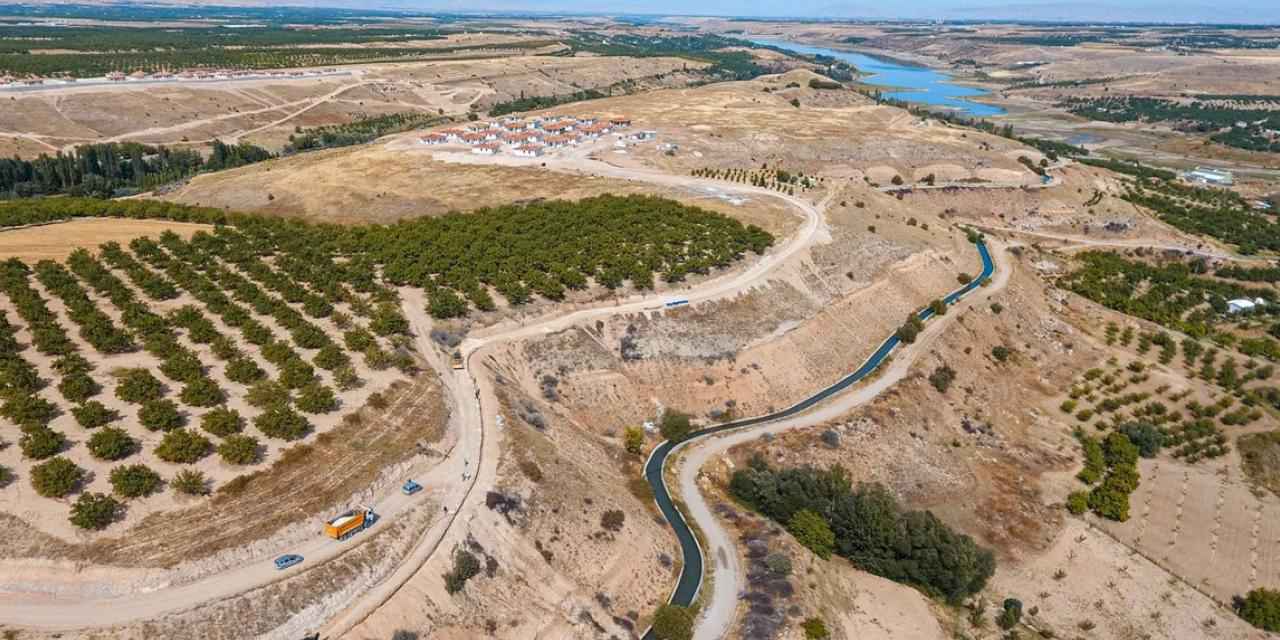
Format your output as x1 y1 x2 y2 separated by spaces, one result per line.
750 39 1006 118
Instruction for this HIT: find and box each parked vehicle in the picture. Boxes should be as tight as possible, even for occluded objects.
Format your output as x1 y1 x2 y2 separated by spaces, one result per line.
402 479 423 496
324 507 378 541
450 351 464 370
274 554 304 570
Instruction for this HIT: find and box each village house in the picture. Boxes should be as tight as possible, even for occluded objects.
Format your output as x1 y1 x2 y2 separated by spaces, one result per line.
460 131 490 145
472 142 500 156
543 120 575 134
513 144 544 158
544 134 576 148
576 116 598 125
609 117 632 128
420 133 449 145
441 128 464 141
107 72 127 82
579 122 612 139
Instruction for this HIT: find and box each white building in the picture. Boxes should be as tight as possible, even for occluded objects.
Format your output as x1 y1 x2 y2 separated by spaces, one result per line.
472 143 500 156
1184 166 1234 186
513 144 544 158
1228 297 1266 314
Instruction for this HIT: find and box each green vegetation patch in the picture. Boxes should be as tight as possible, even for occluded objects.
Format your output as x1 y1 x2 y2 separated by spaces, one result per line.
1240 431 1280 497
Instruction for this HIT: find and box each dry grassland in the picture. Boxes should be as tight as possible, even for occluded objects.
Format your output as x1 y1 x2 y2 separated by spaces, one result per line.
0 218 212 261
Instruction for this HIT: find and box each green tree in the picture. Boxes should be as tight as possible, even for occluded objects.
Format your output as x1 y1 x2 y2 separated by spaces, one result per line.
624 426 645 455
992 345 1011 362
72 400 118 429
30 456 84 497
802 617 830 639
660 411 693 443
201 406 243 437
109 463 161 498
247 379 291 408
69 492 120 530
2 393 59 427
295 382 338 414
140 399 184 431
155 429 212 464
929 299 947 316
225 357 265 384
254 404 310 440
442 549 482 594
115 368 164 403
19 425 66 459
1238 587 1280 632
58 371 100 403
651 604 696 640
88 426 137 461
788 509 835 559
180 377 226 408
998 598 1023 630
218 434 260 465
1066 490 1089 515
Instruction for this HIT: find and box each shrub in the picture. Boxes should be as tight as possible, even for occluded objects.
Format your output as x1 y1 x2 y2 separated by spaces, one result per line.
72 400 118 429
115 368 164 403
88 426 137 461
651 604 696 640
788 509 835 559
69 492 120 530
1237 587 1280 632
313 344 350 371
30 456 84 497
254 404 310 440
601 509 625 532
929 365 956 393
765 552 792 576
201 406 244 437
957 272 973 285
295 383 338 414
896 314 924 344
1066 490 1089 515
58 371 100 403
443 549 482 594
109 464 161 498
155 429 212 463
990 302 1004 314
333 365 361 391
139 399 185 431
218 434 261 465
247 380 291 408
929 299 947 316
180 377 225 408
623 426 645 455
660 410 693 443
172 469 210 496
992 345 1011 362
20 425 66 459
802 617 830 639
2 393 58 427
1119 422 1165 458
0 464 13 488
279 358 316 389
998 598 1023 630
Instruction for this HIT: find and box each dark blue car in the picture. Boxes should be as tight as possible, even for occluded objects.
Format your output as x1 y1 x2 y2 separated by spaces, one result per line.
274 554 304 570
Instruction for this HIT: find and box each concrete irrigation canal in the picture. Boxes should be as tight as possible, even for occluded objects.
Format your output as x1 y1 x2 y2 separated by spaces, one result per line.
640 239 995 637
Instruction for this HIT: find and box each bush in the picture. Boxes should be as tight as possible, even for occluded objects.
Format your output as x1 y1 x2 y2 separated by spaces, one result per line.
109 464 161 498
279 358 316 389
1119 422 1165 458
254 404 310 440
998 598 1023 630
295 382 338 414
623 426 645 455
313 344 350 371
992 345 1011 362
2 393 59 427
802 617 830 639
180 377 226 408
660 410 693 443
139 399 184 432
72 400 118 429
247 380 291 408
225 357 265 384
172 469 210 496
929 299 947 316
155 429 212 463
88 426 137 460
601 509 626 532
443 549 482 594
765 552 792 576
58 371 100 403
0 464 13 488
30 456 84 497
333 365 361 391
20 425 66 459
897 314 924 344
115 368 164 403
929 365 956 393
1238 587 1280 632
218 434 261 465
201 406 243 437
1066 490 1090 515
651 604 696 640
69 492 120 530
788 509 835 559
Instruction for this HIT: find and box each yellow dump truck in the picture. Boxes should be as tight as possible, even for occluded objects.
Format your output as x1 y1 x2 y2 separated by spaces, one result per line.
324 507 377 541
450 351 464 370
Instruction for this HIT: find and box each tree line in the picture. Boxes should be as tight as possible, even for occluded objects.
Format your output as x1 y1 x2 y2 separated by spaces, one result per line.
729 457 995 603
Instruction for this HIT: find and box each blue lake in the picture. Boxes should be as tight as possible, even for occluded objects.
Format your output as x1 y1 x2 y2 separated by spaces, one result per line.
750 39 1005 118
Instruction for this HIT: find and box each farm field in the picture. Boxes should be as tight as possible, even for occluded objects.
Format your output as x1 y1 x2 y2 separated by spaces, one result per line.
0 218 211 261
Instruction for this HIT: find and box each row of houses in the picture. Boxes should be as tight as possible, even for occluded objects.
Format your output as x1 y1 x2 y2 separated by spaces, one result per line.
419 115 655 158
1 67 343 88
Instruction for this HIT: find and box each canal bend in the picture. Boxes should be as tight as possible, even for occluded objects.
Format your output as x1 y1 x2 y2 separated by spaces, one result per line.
641 240 995 637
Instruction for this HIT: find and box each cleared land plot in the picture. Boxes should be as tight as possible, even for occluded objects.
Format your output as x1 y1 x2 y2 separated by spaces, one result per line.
0 218 211 261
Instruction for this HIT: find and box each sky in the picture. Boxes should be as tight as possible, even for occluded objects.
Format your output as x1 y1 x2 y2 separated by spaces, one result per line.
354 0 1280 24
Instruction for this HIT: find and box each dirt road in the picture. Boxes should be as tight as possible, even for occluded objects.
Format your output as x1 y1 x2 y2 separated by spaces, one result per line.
680 242 1012 639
